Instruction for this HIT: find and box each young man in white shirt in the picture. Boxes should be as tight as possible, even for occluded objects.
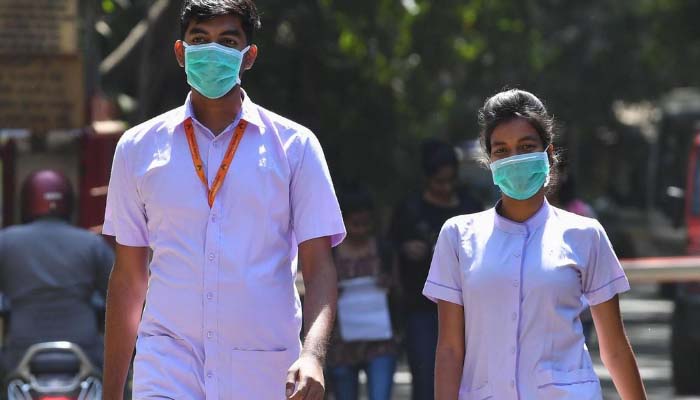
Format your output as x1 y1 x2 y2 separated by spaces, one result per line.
102 1 346 398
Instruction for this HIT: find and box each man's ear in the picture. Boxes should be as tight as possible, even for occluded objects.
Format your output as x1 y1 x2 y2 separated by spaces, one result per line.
243 44 258 71
174 40 185 67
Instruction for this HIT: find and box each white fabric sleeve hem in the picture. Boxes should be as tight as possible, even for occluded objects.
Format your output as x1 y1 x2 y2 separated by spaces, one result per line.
103 221 148 247
584 275 630 306
295 224 346 248
423 280 463 306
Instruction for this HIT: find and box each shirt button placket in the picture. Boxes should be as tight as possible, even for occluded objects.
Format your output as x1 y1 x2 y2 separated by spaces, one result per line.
203 163 221 400
512 235 526 398
203 242 218 400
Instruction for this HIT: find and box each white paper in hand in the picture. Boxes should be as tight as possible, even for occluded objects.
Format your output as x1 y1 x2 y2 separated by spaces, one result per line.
337 276 393 342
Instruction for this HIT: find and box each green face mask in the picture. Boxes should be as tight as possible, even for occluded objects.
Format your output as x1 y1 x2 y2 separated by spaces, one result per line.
184 42 250 99
490 151 550 200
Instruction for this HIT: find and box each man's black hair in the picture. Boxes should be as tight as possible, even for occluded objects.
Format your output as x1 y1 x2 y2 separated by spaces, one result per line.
180 0 261 44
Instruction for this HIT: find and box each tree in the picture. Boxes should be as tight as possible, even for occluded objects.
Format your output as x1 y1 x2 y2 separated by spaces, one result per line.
95 0 700 205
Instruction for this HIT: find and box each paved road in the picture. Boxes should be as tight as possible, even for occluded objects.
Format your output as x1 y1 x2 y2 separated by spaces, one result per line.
342 284 697 400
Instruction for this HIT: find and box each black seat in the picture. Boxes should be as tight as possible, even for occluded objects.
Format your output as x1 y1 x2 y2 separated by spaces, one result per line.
29 351 81 375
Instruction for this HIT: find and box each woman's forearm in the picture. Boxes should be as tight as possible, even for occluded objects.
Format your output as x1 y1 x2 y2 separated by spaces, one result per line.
601 340 646 400
592 297 646 400
435 346 464 400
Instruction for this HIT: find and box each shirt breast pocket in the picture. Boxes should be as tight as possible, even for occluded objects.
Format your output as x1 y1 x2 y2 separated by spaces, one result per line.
230 348 295 399
535 368 601 399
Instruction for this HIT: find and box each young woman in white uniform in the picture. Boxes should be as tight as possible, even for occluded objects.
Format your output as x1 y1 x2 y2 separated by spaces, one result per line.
423 89 646 399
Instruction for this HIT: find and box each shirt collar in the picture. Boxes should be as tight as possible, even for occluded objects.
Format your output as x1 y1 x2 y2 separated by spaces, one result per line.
492 197 551 235
179 89 264 134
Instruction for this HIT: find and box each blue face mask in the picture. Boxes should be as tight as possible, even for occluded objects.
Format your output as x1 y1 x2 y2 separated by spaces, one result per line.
490 151 550 200
184 42 250 99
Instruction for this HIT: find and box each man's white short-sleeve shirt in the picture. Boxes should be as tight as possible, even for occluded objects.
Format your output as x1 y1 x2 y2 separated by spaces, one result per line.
103 91 346 399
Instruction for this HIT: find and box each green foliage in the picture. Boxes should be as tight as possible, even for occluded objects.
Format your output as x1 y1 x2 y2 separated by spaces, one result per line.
97 0 700 205
102 0 116 14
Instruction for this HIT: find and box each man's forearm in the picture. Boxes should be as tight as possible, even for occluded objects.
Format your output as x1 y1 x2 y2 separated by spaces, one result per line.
103 270 147 399
300 262 337 362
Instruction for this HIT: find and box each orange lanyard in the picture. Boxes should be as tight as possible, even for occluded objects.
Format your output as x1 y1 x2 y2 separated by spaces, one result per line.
183 117 248 207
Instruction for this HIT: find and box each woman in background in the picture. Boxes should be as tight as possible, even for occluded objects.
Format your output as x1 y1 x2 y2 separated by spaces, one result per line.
327 186 398 400
390 140 481 400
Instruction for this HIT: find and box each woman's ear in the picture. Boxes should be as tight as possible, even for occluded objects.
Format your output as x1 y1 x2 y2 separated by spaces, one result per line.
546 144 557 167
174 40 185 68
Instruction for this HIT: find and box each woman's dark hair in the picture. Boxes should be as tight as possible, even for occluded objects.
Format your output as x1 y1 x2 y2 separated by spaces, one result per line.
421 139 458 177
478 89 556 158
180 0 261 44
339 185 374 217
478 88 560 190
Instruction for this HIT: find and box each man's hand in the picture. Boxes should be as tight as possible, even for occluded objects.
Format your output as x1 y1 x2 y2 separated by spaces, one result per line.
285 354 325 400
291 237 335 399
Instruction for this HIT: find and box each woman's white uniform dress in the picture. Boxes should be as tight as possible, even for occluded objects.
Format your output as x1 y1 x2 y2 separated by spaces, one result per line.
423 199 629 400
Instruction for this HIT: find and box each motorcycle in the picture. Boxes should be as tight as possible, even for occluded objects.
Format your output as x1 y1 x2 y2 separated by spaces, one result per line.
1 294 104 400
5 341 102 400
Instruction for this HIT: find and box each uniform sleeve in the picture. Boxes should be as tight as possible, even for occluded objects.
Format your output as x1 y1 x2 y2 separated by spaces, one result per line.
102 140 149 247
422 221 463 306
290 133 346 247
582 221 630 306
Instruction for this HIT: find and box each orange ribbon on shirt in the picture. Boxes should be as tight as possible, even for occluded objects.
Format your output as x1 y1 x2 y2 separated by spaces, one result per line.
183 117 248 207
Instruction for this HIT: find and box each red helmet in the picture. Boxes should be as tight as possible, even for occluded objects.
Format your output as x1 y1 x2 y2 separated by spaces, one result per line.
21 169 74 222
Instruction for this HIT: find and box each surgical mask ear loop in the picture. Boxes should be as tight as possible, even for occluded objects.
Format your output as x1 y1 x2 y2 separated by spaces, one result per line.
543 145 553 187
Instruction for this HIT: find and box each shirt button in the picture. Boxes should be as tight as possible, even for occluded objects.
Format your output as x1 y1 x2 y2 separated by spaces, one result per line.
514 252 521 258
511 312 517 321
211 214 217 223
207 331 214 338
207 371 214 379
511 346 516 354
207 292 214 300
510 380 515 388
513 280 519 287
208 253 215 261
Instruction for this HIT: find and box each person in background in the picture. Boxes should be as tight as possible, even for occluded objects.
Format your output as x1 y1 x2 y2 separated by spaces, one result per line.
327 186 399 400
550 169 597 219
0 170 114 376
426 88 646 399
389 139 481 400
